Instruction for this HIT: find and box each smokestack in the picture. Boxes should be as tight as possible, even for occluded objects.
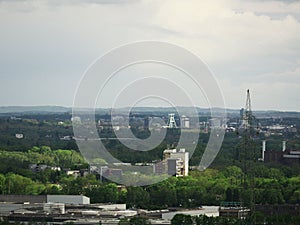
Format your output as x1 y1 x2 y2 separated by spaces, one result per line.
262 140 266 161
282 141 286 152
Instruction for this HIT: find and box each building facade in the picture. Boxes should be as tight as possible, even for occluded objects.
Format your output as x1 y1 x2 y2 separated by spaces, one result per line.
158 148 189 177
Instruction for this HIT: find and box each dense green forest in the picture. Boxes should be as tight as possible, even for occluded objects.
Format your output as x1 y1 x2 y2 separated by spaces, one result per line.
0 116 77 151
0 145 299 209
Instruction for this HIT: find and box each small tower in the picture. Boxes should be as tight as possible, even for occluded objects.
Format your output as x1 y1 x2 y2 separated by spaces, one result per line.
167 113 177 128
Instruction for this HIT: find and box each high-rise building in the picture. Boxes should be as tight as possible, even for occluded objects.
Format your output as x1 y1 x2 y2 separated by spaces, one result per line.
162 148 189 177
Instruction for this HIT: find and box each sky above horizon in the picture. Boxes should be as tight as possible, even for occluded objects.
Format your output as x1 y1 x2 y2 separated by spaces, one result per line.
0 0 300 111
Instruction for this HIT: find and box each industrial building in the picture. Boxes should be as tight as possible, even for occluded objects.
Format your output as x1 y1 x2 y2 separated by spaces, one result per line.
0 195 137 225
219 202 250 219
260 140 300 165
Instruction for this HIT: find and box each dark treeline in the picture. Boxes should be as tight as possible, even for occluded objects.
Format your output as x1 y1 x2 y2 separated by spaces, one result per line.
0 116 77 151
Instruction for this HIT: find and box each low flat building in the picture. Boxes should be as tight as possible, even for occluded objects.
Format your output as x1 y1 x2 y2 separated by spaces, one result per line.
0 200 136 225
161 206 219 220
0 195 46 204
47 195 90 205
219 207 250 219
0 195 90 205
219 202 250 219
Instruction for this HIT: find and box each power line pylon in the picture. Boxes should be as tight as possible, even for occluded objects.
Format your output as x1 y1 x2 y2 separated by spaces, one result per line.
240 89 259 137
242 89 252 131
239 89 258 225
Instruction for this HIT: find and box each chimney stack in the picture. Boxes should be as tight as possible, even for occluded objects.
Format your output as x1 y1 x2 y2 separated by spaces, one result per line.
282 141 286 152
262 140 266 161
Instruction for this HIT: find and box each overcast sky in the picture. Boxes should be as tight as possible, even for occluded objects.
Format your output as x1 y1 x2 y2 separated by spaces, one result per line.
0 0 300 111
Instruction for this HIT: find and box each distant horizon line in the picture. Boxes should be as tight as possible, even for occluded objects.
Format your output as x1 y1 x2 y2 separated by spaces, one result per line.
0 105 299 113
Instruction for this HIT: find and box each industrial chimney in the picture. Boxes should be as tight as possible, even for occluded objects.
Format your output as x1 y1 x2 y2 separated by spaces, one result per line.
262 140 266 161
282 141 286 152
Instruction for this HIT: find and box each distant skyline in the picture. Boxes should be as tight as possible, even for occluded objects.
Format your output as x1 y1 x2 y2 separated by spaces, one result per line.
1 0 300 111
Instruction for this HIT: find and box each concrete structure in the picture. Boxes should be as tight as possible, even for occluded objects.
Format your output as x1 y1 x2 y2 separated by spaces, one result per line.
0 195 46 204
161 206 219 220
1 201 137 225
102 168 123 180
163 149 177 160
157 148 189 177
1 201 133 222
90 166 123 182
282 140 286 152
153 161 164 175
219 202 250 219
180 115 190 128
43 202 65 214
258 140 266 161
262 141 300 165
219 207 250 219
262 140 266 161
47 195 90 205
168 148 189 176
97 204 126 211
167 158 181 176
0 195 90 205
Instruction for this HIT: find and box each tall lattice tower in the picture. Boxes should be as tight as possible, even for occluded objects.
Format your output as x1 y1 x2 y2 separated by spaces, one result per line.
239 89 258 225
241 89 252 130
167 113 177 128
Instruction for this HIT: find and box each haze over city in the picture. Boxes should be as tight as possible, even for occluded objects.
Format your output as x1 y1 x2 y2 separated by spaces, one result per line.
0 0 300 111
